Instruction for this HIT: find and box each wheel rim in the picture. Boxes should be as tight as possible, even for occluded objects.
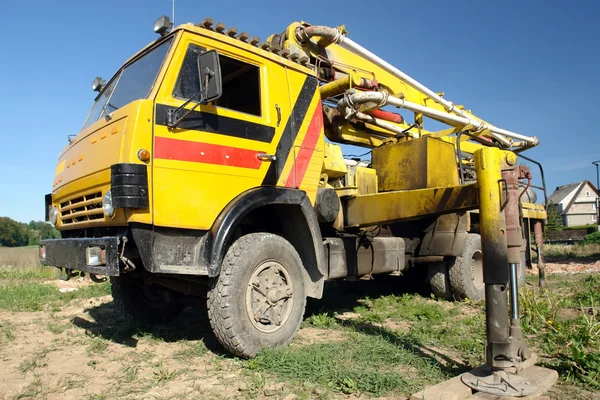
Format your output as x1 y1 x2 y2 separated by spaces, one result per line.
471 250 485 291
246 260 294 333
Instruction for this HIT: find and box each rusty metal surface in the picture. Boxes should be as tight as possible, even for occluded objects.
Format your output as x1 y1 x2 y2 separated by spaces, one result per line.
502 166 531 265
344 184 479 228
419 213 469 257
534 221 546 288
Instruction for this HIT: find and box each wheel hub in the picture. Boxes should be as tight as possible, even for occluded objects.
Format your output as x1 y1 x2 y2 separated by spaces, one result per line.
246 261 294 333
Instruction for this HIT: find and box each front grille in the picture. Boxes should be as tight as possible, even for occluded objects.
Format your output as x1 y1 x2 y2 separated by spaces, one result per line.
59 191 104 225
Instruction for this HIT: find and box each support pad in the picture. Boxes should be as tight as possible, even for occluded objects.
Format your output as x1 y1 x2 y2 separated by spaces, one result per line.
410 364 557 400
461 369 536 397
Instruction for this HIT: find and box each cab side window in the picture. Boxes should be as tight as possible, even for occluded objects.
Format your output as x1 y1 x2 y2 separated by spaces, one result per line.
174 44 262 117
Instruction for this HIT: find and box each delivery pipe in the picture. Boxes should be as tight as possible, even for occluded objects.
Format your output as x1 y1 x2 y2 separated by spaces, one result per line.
295 26 537 147
338 91 538 146
353 111 410 137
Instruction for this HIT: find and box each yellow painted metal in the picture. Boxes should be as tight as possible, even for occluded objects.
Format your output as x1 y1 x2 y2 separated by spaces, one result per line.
356 167 378 195
322 142 347 178
46 19 546 244
151 29 323 230
372 137 459 191
474 147 510 257
345 184 479 227
320 74 362 99
521 202 547 220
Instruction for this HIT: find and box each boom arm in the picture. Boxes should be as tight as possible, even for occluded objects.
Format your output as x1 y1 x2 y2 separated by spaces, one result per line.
269 23 538 151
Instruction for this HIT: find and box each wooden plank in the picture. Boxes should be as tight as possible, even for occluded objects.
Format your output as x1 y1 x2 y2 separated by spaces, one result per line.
215 22 226 33
198 17 213 29
410 375 472 400
466 366 558 400
410 365 557 400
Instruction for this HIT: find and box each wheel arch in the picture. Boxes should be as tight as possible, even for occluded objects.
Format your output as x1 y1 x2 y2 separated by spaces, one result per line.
205 187 325 299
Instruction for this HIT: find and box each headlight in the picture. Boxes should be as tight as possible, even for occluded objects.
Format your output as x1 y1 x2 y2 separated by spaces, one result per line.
103 190 115 218
49 207 58 225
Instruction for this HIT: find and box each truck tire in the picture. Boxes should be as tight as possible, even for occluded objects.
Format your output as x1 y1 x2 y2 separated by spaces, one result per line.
427 262 453 300
449 234 526 301
110 277 185 326
207 233 307 358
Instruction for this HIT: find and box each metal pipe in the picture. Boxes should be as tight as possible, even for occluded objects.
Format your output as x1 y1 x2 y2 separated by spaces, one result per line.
475 147 511 368
296 25 537 147
338 37 539 147
295 25 344 47
337 91 538 147
509 262 519 320
354 111 408 136
320 74 377 99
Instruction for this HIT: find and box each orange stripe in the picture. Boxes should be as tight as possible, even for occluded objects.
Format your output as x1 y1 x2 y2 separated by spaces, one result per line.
155 136 263 169
285 102 323 188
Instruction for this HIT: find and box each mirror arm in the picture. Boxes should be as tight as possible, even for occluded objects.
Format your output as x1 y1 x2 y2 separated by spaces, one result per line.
167 89 205 129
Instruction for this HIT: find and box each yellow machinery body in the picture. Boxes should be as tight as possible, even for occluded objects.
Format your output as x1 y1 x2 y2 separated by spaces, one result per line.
39 15 547 316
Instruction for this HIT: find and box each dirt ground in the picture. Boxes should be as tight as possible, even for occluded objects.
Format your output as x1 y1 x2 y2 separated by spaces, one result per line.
529 260 600 275
0 292 309 400
1 267 599 399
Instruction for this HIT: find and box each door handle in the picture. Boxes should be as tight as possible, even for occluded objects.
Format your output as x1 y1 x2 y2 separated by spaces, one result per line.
257 153 277 162
275 104 281 127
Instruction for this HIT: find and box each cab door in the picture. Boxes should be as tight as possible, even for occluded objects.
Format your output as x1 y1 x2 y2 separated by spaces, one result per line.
152 34 291 230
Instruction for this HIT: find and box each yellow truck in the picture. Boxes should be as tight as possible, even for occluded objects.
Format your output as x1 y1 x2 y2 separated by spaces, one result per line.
40 15 553 396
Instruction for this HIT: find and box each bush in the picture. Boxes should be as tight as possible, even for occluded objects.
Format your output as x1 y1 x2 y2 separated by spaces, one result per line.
581 231 600 245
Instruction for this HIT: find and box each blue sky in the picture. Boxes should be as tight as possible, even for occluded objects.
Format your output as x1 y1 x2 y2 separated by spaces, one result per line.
1 0 599 222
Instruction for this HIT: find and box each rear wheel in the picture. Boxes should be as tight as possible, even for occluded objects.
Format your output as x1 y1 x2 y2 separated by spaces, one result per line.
449 234 526 301
110 277 185 325
207 233 307 358
427 262 453 300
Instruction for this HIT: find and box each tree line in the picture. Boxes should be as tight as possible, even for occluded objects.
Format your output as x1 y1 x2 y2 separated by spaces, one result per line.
0 216 60 247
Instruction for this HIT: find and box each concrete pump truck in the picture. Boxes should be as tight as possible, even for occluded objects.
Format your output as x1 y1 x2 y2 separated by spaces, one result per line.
40 16 554 397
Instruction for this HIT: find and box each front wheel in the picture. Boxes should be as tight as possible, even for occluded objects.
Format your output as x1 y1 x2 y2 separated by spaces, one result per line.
207 233 307 358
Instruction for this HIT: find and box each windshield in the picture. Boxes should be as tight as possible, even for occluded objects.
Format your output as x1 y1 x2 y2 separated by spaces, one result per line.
81 37 174 130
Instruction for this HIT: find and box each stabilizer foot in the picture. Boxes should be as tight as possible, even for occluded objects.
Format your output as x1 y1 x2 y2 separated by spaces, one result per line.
410 364 558 400
461 368 536 397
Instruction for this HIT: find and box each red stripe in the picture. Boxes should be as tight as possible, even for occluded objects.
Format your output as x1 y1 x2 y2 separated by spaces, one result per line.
285 102 323 188
154 136 262 169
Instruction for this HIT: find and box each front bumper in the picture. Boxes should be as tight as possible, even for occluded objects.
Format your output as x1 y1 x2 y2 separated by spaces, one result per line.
39 237 121 276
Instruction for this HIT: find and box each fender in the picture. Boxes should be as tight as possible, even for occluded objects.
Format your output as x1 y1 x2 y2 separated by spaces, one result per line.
204 187 326 279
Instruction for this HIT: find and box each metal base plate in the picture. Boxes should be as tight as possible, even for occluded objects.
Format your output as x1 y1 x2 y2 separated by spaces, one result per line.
461 369 537 397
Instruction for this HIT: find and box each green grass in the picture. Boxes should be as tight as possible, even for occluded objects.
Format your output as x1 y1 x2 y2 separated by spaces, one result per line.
150 362 181 386
0 320 15 342
86 337 109 355
305 312 338 328
0 281 110 312
544 243 600 259
247 330 447 396
173 340 208 361
519 275 600 388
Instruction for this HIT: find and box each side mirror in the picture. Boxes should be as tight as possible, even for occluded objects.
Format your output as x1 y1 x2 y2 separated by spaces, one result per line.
197 50 222 104
92 77 105 92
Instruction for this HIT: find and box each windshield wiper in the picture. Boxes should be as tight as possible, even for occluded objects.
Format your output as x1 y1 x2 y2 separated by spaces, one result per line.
102 102 119 121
